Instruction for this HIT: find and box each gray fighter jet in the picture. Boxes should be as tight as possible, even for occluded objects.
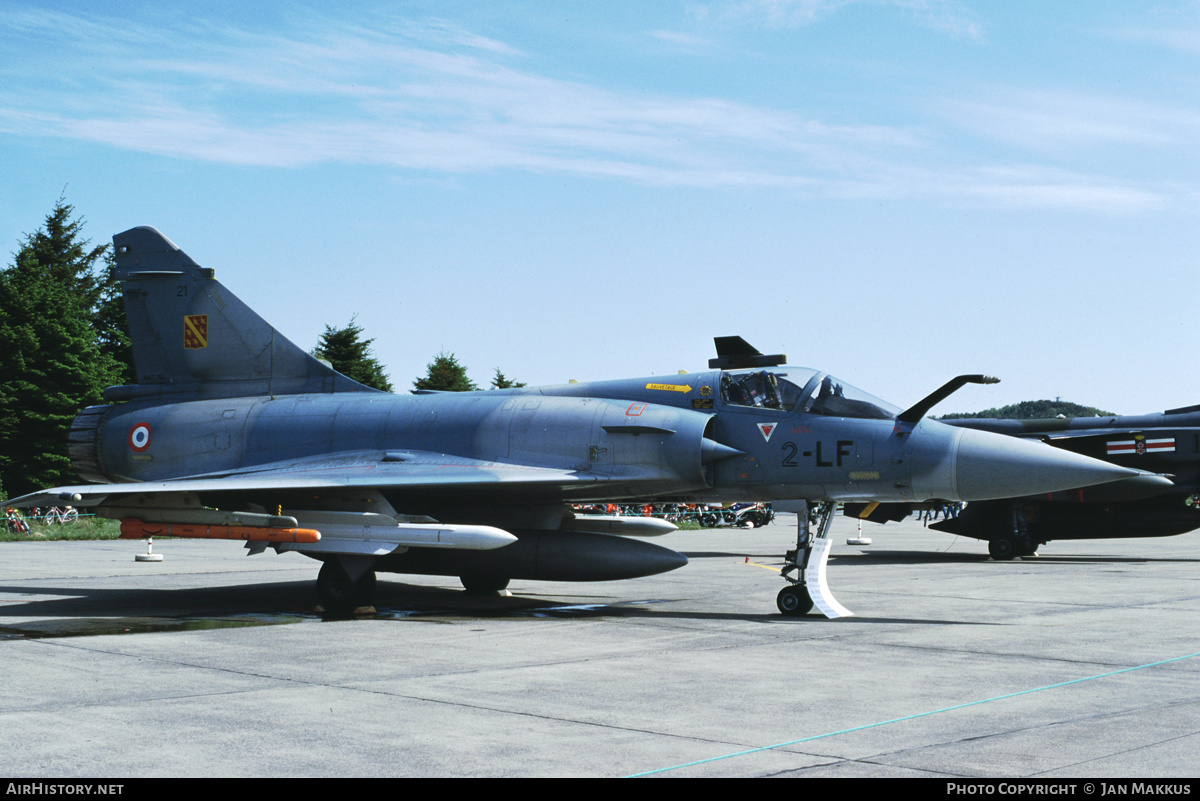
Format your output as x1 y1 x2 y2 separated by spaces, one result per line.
8 227 1165 616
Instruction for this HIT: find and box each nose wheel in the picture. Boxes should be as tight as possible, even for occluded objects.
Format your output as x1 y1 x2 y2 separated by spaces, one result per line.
776 584 813 615
778 501 853 619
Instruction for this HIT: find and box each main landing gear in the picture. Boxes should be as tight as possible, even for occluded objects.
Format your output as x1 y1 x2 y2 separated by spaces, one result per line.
987 536 1039 560
987 502 1040 560
317 559 377 616
777 501 853 619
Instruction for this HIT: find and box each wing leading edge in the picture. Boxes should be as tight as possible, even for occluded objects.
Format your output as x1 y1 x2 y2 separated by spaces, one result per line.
7 449 614 508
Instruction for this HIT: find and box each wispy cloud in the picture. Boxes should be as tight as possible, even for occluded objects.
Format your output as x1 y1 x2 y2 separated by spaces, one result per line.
699 0 854 27
1105 2 1200 55
944 90 1200 154
0 6 1180 211
893 0 983 40
647 29 712 49
0 9 924 180
693 0 982 39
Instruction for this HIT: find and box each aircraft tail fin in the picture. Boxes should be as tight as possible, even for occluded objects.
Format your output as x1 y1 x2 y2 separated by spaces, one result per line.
110 226 379 400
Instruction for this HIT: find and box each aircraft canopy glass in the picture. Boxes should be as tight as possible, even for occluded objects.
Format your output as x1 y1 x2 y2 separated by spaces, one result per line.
800 374 900 419
720 369 813 411
720 369 899 419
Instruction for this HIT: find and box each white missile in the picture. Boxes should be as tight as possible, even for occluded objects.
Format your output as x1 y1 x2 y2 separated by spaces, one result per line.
284 511 516 554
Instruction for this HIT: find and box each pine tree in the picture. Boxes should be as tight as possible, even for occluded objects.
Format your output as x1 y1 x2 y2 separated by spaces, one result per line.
19 197 135 384
413 352 478 392
490 368 526 389
95 255 134 385
0 203 125 496
311 316 394 392
19 196 108 304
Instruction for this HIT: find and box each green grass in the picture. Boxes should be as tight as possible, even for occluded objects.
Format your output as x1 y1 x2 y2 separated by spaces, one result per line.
1 514 122 542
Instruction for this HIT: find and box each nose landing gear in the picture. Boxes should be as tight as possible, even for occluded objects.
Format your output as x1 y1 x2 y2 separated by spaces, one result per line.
777 501 853 619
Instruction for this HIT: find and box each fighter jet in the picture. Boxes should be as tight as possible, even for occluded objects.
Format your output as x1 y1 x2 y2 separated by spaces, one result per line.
923 410 1200 558
7 227 1164 617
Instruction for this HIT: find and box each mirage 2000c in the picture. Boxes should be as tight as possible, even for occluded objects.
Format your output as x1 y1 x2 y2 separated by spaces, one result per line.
8 227 1166 617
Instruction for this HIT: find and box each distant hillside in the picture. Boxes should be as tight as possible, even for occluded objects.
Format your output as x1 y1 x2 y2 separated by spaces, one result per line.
938 399 1114 420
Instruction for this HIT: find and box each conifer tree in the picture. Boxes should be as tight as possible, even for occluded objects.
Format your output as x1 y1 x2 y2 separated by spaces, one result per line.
490 368 526 389
0 201 125 495
19 196 108 304
95 256 134 385
413 352 478 392
311 316 394 392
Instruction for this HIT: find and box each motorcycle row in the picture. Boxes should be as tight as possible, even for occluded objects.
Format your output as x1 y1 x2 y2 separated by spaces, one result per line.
571 502 775 529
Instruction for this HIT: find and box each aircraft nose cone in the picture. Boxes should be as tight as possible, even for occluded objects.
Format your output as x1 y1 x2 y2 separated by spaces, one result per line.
953 427 1151 501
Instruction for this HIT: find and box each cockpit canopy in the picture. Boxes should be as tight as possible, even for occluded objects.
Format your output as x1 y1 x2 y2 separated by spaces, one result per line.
720 369 899 420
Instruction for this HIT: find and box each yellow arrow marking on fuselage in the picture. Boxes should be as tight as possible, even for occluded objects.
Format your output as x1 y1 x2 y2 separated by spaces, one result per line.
645 383 693 393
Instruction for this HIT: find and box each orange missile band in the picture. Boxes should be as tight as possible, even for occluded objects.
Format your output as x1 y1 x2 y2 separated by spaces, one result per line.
119 519 320 544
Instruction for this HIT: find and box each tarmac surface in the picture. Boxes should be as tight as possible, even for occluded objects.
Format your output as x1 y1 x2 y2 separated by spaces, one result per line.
1 513 1198 778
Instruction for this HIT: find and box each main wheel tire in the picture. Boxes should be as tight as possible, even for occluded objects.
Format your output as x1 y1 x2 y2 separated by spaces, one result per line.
988 537 1017 560
777 585 813 616
317 561 376 615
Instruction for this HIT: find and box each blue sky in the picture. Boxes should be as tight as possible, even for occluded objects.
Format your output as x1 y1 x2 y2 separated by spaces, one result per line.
3 1 1198 414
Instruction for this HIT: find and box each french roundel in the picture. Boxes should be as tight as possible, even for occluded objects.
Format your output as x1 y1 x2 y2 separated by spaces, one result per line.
128 423 153 452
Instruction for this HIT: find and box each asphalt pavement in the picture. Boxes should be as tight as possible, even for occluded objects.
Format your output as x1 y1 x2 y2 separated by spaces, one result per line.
1 513 1198 778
